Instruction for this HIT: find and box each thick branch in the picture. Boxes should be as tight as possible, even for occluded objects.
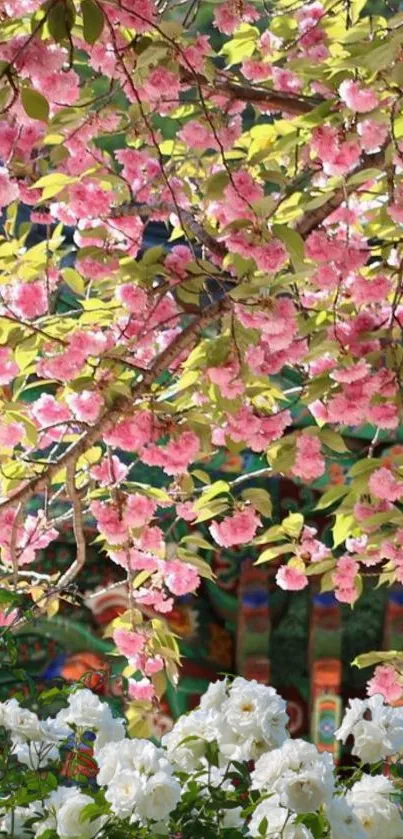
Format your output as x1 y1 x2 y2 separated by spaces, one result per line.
296 150 385 238
57 458 86 589
0 298 230 514
180 69 322 116
110 203 227 258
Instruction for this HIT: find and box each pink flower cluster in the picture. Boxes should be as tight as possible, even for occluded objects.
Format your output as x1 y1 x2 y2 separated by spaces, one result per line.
209 507 261 547
333 556 359 604
213 406 292 453
367 665 402 704
0 508 58 567
292 435 325 482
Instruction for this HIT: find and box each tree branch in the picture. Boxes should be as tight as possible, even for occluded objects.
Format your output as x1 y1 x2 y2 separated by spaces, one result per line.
57 458 86 590
180 69 323 116
0 298 230 514
296 150 385 237
109 203 227 258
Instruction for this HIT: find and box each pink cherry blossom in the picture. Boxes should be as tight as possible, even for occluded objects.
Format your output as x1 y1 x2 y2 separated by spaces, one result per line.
209 507 261 547
176 502 197 522
213 1 260 34
369 467 403 502
113 628 146 659
0 347 18 384
0 167 18 207
116 284 148 313
6 280 47 319
0 608 18 627
103 411 155 451
91 501 128 545
90 455 129 486
367 403 398 430
0 421 24 447
276 565 308 591
164 560 200 596
66 390 104 424
125 494 157 528
357 119 388 152
164 245 193 279
292 435 325 482
141 431 200 476
31 394 71 428
128 677 155 702
367 665 402 704
339 79 379 113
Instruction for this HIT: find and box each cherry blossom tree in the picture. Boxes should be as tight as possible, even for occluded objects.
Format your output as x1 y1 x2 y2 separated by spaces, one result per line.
1 0 403 711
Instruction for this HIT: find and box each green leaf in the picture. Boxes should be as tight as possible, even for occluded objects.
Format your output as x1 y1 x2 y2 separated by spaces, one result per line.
193 480 230 511
241 488 272 518
255 817 268 837
255 543 295 564
253 524 285 544
332 513 355 548
205 171 230 200
320 429 348 453
347 167 382 187
195 500 229 523
81 0 105 44
320 569 335 593
282 512 304 538
315 484 349 510
272 224 305 270
33 173 75 190
21 88 49 123
220 24 259 64
180 534 213 551
47 0 76 41
352 650 401 670
305 558 336 575
192 469 211 484
62 267 85 296
349 458 379 477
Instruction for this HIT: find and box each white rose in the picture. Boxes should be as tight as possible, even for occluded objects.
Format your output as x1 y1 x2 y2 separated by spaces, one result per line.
96 740 127 785
56 688 110 730
335 697 368 743
260 702 289 749
105 768 141 818
249 797 313 838
252 740 320 791
93 714 125 755
3 699 42 741
56 791 103 838
40 716 71 744
350 718 393 763
224 679 276 740
221 806 244 829
347 774 403 839
162 708 220 771
199 678 229 711
135 770 181 822
280 764 333 814
336 695 403 762
326 797 367 839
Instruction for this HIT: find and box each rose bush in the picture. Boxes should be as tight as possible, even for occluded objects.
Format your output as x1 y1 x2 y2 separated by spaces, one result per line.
1 677 403 838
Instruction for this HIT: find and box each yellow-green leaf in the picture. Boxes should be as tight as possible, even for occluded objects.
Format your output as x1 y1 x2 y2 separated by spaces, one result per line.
63 267 85 296
255 543 295 564
282 512 304 538
21 88 49 123
81 0 104 43
241 488 272 518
